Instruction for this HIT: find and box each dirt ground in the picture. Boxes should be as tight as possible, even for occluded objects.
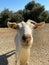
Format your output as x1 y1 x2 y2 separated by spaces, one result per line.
0 24 49 65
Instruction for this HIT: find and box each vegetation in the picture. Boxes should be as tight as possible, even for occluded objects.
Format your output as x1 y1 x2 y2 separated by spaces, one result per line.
0 1 49 27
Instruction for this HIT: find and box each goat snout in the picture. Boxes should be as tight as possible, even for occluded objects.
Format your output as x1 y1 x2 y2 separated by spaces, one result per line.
22 34 31 43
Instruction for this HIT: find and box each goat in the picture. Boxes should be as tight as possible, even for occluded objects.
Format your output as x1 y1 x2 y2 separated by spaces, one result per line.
7 19 45 65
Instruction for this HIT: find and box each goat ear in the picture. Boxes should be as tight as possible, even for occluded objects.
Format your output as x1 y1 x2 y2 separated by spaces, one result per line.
34 22 45 29
7 22 19 29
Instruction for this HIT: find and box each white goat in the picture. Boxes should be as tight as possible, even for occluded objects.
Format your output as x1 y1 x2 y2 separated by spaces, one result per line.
7 19 45 65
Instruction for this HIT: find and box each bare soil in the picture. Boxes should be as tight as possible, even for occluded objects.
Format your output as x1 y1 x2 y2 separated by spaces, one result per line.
0 24 49 65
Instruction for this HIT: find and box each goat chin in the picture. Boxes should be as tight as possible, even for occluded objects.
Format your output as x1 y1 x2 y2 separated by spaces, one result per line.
21 42 33 48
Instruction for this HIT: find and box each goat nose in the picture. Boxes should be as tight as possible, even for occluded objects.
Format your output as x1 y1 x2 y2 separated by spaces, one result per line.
22 34 31 42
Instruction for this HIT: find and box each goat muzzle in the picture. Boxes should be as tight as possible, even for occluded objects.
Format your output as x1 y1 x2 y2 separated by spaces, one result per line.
22 34 31 43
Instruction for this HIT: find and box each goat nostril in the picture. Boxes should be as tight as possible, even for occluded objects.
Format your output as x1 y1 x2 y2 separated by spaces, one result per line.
22 35 26 42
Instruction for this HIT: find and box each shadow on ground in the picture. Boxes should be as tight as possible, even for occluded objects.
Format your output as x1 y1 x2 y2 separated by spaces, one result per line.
0 50 15 65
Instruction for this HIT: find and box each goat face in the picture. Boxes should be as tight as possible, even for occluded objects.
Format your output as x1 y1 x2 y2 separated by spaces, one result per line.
18 21 33 47
7 19 45 47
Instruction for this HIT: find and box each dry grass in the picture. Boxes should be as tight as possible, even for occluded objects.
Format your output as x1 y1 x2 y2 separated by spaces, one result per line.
0 24 49 65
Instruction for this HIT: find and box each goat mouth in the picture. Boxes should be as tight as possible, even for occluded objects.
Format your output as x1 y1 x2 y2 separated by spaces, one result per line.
21 40 31 47
22 39 30 43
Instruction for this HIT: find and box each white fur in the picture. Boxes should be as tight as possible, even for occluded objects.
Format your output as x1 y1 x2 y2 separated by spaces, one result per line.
14 21 34 65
